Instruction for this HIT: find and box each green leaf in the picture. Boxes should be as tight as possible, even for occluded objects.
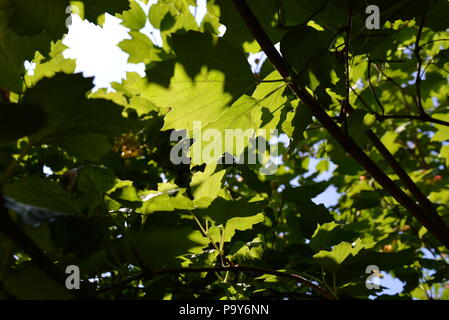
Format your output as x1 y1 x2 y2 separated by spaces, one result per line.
252 71 289 132
141 32 253 134
281 26 327 73
346 109 370 146
140 183 194 214
148 1 178 31
24 40 76 87
338 250 416 283
313 239 368 273
316 159 330 173
8 0 68 40
0 103 47 146
197 95 262 158
426 0 449 31
118 0 147 31
197 198 266 243
107 179 142 209
280 26 343 90
325 138 361 175
147 0 198 48
216 0 283 53
199 0 222 35
296 200 334 238
352 190 383 210
49 215 104 258
209 213 265 243
76 166 116 212
196 198 266 226
141 192 194 214
4 176 81 214
432 115 449 142
131 212 209 268
283 182 329 205
0 9 51 92
80 0 130 24
1 0 447 300
380 131 401 155
190 164 229 207
118 31 162 64
22 74 130 145
310 221 358 252
288 100 314 152
228 238 264 263
281 0 329 27
439 145 449 167
59 133 112 162
89 89 159 116
4 265 74 300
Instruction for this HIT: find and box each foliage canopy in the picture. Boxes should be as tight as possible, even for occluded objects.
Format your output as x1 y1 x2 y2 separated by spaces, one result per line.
1 0 449 300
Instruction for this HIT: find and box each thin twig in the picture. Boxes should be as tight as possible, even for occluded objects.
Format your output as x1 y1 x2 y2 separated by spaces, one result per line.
367 60 385 115
349 85 375 113
376 114 449 127
414 14 427 116
419 38 449 49
190 211 234 267
97 265 337 300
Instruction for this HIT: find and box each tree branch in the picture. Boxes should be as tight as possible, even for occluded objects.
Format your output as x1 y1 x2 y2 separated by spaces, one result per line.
231 0 449 249
97 265 337 300
376 114 449 127
366 130 446 229
414 14 426 116
419 38 449 49
367 60 385 115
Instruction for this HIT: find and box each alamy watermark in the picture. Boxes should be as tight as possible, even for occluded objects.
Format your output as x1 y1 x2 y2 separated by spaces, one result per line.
65 4 81 29
170 121 279 175
65 265 80 290
365 265 381 290
365 5 381 30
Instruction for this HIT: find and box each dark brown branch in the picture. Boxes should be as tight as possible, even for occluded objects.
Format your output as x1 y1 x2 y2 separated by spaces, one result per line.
98 265 337 300
231 0 449 249
370 59 407 63
366 130 447 230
